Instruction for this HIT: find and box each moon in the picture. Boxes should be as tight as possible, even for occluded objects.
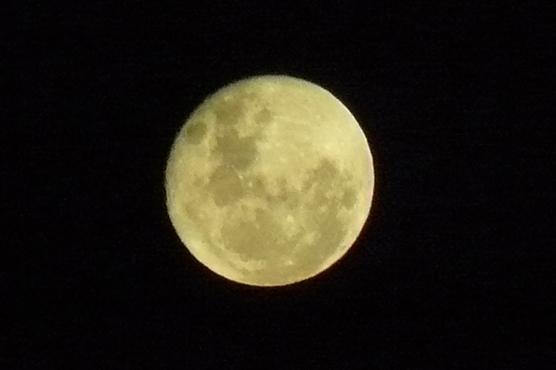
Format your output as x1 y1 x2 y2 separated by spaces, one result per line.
165 75 374 286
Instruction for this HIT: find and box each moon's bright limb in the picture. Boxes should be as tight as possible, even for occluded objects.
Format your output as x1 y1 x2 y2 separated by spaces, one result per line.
165 75 374 286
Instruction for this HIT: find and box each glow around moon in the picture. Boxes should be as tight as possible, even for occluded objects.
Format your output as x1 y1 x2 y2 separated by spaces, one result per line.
165 75 374 286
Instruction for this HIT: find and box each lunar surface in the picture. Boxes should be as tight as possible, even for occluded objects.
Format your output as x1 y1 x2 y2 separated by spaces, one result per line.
165 75 374 286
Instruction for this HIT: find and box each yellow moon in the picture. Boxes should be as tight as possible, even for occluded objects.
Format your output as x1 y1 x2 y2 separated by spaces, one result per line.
165 75 374 286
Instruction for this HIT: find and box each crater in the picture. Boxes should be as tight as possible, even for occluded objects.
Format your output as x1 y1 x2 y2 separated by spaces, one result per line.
246 174 268 198
302 157 339 191
214 97 246 126
314 199 347 258
312 157 338 179
220 208 297 261
341 188 357 208
207 164 244 206
214 129 259 170
253 107 273 125
185 120 207 144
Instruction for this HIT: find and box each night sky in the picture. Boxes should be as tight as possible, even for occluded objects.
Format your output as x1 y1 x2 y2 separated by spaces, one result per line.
5 2 553 369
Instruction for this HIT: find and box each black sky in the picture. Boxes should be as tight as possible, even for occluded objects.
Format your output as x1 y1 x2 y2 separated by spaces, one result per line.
4 2 554 369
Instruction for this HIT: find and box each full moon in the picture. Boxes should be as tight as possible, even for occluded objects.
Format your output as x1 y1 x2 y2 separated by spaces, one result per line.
165 75 374 286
